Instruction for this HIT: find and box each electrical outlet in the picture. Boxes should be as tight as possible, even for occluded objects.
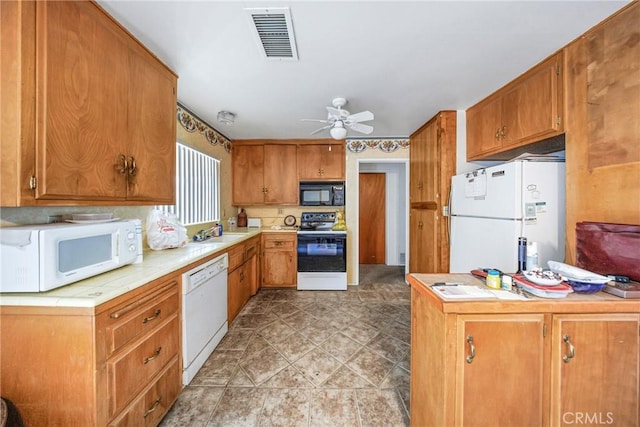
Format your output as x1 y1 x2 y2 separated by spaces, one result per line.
277 208 284 215
442 205 450 217
48 215 65 223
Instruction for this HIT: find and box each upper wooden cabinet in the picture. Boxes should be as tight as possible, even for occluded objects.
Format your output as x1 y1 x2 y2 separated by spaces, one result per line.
409 111 456 273
297 144 345 180
232 143 298 205
0 1 177 206
466 51 564 161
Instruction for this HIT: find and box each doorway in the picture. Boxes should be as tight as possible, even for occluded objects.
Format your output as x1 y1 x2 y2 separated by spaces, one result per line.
359 173 385 264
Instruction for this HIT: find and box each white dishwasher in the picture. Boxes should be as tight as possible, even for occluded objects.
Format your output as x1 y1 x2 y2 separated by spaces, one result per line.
182 253 228 385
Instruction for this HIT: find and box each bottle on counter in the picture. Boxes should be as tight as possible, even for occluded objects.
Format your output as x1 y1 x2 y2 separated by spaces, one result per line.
486 269 501 289
517 237 527 273
237 208 247 228
526 241 538 271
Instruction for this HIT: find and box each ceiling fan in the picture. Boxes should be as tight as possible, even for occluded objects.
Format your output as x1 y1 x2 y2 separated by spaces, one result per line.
302 97 374 140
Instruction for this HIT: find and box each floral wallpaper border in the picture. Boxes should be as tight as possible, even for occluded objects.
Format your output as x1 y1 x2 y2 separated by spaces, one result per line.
345 138 410 153
177 104 232 152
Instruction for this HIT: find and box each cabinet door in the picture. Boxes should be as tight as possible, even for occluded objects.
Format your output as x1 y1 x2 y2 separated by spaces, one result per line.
262 234 296 287
297 145 324 180
466 96 502 160
126 46 176 203
320 144 345 180
232 145 265 205
36 1 129 200
551 314 640 426
227 266 244 324
409 208 439 273
501 52 563 147
263 145 298 204
457 314 546 427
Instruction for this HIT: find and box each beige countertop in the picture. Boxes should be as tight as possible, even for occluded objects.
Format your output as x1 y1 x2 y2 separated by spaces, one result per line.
0 228 264 308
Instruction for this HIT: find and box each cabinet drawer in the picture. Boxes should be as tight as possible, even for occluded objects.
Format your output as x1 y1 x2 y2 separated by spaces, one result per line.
109 356 181 427
106 287 178 357
108 315 179 417
227 243 246 272
263 237 295 250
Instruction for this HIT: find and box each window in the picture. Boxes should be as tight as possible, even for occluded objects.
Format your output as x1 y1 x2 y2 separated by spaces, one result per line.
157 142 220 226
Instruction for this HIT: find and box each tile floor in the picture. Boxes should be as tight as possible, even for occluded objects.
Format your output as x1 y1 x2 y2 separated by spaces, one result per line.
161 270 411 427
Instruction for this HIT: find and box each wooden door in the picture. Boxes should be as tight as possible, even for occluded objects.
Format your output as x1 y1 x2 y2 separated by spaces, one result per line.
457 315 547 426
359 173 385 264
501 52 563 147
232 144 264 205
263 145 298 204
36 1 130 200
126 41 177 203
550 314 640 426
466 96 502 160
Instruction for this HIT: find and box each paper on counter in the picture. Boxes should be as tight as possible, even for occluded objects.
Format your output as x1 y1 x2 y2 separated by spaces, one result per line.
431 285 494 299
487 290 529 300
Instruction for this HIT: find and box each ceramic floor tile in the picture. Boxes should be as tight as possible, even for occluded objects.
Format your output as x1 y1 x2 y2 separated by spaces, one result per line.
159 385 224 426
242 335 273 360
319 332 363 363
322 365 374 388
232 312 278 329
380 366 411 414
241 300 273 315
397 350 411 373
268 301 301 318
216 328 255 351
298 322 339 345
260 365 315 388
340 320 380 345
271 332 316 363
280 311 318 331
259 389 310 427
190 349 243 386
308 389 360 427
356 388 409 427
365 333 410 364
228 366 256 386
347 347 396 387
293 347 343 386
240 346 290 385
381 320 411 344
206 387 267 427
256 319 296 344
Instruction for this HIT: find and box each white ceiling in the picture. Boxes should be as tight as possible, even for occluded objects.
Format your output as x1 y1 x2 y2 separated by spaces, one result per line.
98 0 629 141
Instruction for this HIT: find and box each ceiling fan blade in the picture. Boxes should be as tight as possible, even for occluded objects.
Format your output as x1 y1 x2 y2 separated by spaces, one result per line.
346 110 374 123
347 122 374 134
310 125 332 135
301 118 329 123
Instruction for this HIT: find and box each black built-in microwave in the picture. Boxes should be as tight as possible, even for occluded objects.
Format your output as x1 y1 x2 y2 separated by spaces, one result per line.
299 181 345 206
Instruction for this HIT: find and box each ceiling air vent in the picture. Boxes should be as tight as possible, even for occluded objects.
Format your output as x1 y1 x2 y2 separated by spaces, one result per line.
245 7 298 61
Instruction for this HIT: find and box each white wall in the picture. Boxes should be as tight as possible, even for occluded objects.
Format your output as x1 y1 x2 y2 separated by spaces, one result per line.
359 162 407 266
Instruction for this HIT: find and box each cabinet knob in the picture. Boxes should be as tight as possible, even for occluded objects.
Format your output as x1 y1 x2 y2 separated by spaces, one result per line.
495 128 501 140
562 334 575 363
500 126 507 139
465 335 476 364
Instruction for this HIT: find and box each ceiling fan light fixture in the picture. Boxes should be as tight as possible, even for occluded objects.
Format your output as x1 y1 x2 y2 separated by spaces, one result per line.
330 122 347 140
217 111 235 125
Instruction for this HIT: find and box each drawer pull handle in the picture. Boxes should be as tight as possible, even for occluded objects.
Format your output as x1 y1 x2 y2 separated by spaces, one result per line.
128 156 137 176
144 347 162 364
142 309 161 324
119 154 128 174
143 397 161 418
562 334 575 363
466 335 476 364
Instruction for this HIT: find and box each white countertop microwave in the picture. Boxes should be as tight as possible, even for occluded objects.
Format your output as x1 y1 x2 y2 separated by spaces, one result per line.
0 219 142 293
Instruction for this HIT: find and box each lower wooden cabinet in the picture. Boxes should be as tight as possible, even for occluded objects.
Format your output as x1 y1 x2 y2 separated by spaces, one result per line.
409 275 640 427
262 233 297 288
0 274 182 426
227 236 260 323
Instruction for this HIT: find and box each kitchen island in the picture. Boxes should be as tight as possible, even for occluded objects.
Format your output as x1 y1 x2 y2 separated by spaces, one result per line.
408 273 640 427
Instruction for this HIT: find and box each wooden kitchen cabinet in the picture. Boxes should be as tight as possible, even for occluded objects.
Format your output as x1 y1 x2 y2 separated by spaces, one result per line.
232 143 298 205
297 143 345 180
0 1 177 206
550 314 640 426
409 111 456 273
0 274 182 426
408 273 640 427
262 233 297 288
227 236 260 323
456 314 547 426
466 51 564 161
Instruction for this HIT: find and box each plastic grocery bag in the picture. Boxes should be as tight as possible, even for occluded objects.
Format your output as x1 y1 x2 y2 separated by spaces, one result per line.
146 209 188 250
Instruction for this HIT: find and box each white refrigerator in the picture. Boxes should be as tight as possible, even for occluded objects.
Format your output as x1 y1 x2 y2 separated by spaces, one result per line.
449 160 565 274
